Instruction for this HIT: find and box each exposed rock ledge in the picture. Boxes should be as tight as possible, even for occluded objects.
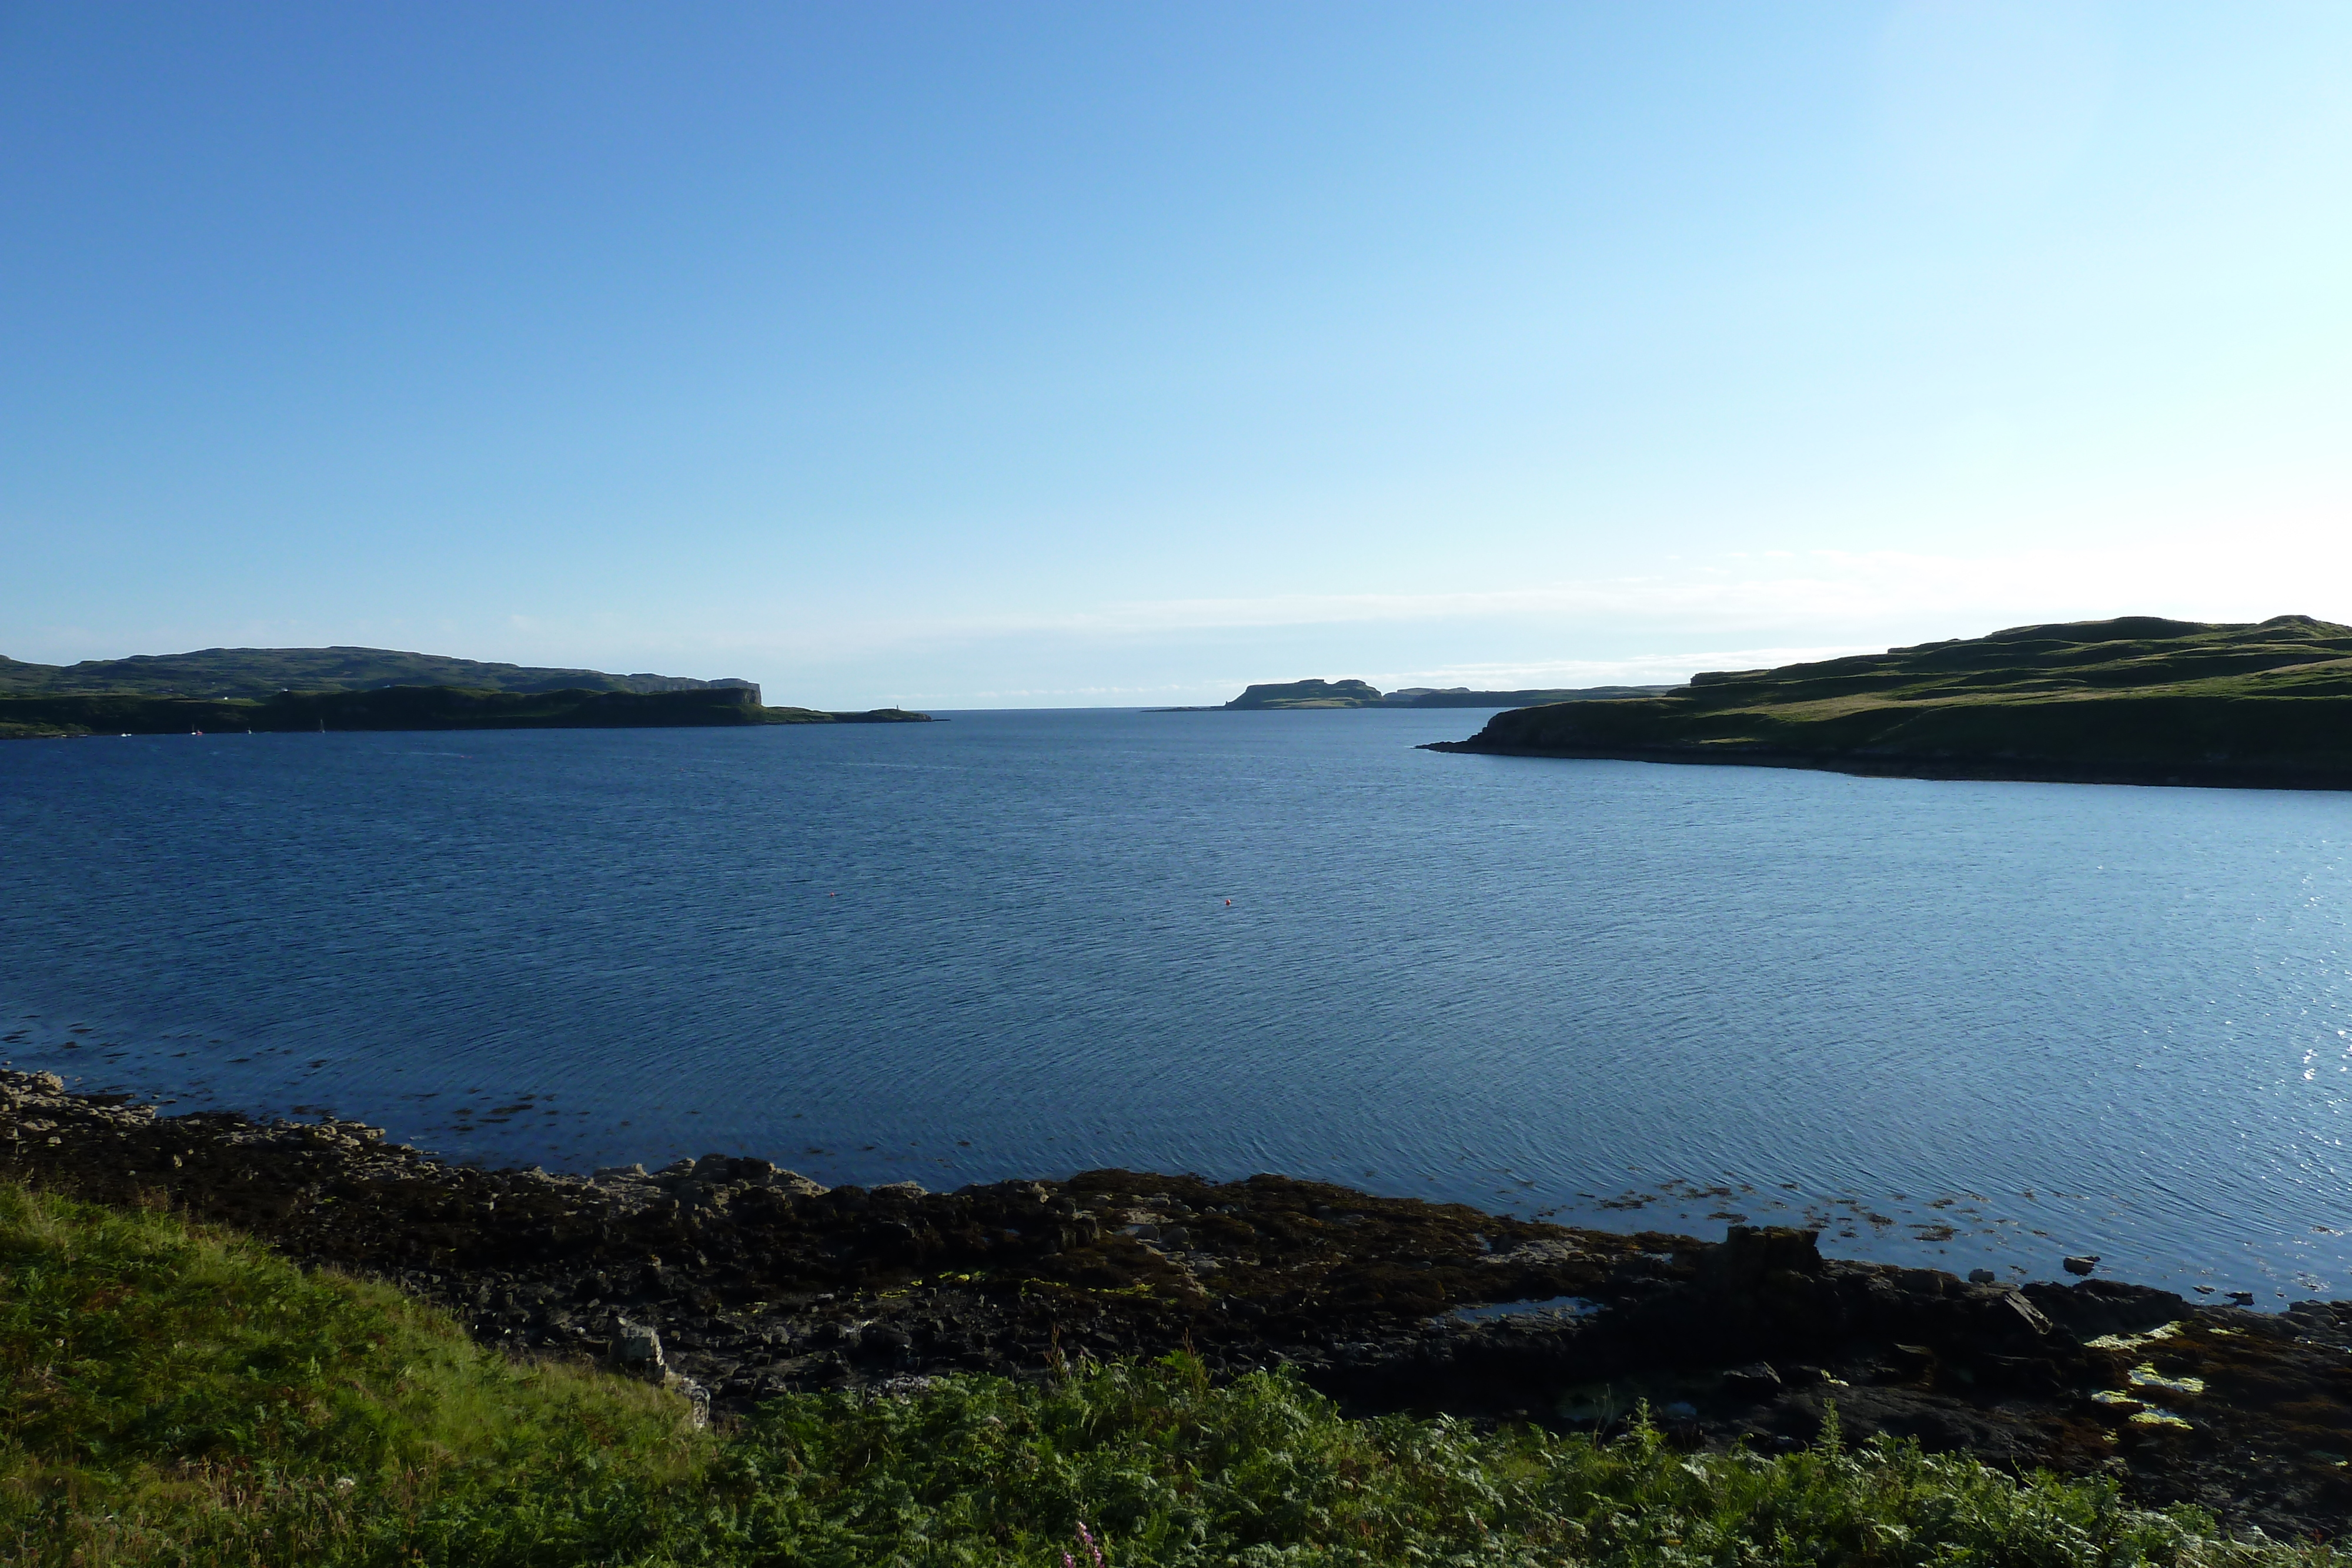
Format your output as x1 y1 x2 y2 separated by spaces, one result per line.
5 1069 2349 1537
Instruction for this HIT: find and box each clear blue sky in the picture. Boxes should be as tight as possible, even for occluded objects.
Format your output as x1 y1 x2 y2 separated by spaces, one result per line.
5 3 2347 706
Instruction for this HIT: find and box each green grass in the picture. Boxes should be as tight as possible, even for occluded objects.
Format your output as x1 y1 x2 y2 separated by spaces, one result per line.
1455 615 2352 779
0 1183 706 1566
0 1182 2326 1566
710 1363 2300 1568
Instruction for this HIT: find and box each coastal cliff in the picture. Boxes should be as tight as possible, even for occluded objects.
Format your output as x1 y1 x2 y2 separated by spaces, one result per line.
0 684 933 738
0 644 763 700
1426 614 2352 790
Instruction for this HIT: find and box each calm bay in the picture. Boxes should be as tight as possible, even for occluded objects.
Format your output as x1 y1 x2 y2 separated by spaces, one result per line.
4 707 2347 1300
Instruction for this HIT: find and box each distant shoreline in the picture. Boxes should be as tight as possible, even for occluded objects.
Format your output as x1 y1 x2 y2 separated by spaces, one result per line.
0 685 934 739
1151 680 1677 714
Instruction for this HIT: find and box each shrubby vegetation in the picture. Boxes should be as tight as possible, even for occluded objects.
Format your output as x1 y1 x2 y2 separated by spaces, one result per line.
1 1183 2325 1567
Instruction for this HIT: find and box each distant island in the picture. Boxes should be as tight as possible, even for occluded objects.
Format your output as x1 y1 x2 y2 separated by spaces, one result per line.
1425 614 2352 791
1152 678 1677 711
1382 683 1680 708
0 645 931 737
1224 678 1386 708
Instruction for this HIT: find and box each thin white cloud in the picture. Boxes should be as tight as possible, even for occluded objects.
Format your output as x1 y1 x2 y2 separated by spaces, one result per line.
1361 647 1880 690
707 539 2352 664
21 536 2341 708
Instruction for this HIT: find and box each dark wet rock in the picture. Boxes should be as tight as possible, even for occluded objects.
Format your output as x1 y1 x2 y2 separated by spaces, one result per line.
2023 1278 2186 1340
2064 1255 2100 1275
6 1069 2352 1538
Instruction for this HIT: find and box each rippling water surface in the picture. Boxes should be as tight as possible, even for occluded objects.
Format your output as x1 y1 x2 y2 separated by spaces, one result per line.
4 710 2348 1299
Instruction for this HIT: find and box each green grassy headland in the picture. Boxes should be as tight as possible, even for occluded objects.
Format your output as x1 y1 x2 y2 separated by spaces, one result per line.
0 646 757 701
0 686 929 738
0 643 932 737
0 1181 2314 1567
1429 615 2352 789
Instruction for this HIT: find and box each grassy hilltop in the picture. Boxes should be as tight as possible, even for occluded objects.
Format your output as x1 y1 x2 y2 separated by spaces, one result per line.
1429 614 2352 790
0 646 757 701
0 1182 2296 1567
0 644 934 737
0 686 930 739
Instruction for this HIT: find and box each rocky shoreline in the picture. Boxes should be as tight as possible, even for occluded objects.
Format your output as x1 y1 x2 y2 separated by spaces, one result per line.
1418 737 2352 794
5 1068 2349 1537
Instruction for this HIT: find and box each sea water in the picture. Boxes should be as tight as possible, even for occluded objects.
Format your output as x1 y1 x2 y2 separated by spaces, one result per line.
2 708 2347 1301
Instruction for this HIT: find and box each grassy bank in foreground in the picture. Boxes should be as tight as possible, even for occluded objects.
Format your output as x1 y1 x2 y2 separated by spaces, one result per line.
1 1183 2318 1567
1429 616 2352 789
